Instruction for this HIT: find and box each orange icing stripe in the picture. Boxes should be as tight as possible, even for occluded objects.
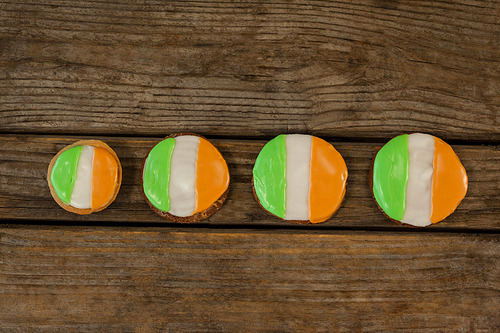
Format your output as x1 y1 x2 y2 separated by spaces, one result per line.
91 147 119 210
309 137 348 223
194 138 230 214
430 137 468 223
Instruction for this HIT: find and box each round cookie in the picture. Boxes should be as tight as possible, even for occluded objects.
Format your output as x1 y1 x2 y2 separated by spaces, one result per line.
252 134 348 224
47 140 122 215
371 133 468 227
141 133 230 223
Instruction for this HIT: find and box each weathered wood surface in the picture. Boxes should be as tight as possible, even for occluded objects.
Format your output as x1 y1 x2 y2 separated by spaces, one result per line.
1 134 499 230
1 226 499 332
1 0 499 141
1 0 499 331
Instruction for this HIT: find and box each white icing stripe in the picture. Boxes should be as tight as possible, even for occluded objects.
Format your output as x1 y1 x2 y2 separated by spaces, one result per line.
70 145 95 209
284 134 312 220
401 133 434 227
168 135 200 217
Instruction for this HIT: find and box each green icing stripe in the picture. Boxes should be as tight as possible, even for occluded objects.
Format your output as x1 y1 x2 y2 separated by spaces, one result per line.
143 138 175 212
372 134 409 221
51 145 83 204
252 135 287 218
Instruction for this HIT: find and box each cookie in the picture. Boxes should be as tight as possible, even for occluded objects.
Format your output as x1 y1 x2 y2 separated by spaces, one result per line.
371 133 468 227
47 140 122 215
252 134 348 224
141 133 230 223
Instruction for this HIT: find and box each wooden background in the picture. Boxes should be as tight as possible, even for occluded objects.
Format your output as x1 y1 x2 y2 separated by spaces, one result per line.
1 0 499 331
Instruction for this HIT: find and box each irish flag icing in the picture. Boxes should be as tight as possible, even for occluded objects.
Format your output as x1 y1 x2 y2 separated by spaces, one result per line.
253 134 348 223
50 145 119 210
372 133 468 226
142 135 230 217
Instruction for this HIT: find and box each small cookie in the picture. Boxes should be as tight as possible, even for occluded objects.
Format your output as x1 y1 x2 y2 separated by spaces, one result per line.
47 140 122 215
252 134 348 224
371 133 468 227
141 133 230 223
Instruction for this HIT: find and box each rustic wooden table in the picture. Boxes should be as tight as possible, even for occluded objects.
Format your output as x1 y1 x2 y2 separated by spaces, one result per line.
1 0 499 331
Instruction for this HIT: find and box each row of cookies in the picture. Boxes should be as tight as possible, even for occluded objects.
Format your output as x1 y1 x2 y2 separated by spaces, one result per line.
47 133 467 227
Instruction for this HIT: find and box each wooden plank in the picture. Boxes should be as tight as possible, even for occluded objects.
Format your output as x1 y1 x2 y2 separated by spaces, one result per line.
0 226 499 332
1 134 499 230
1 0 499 141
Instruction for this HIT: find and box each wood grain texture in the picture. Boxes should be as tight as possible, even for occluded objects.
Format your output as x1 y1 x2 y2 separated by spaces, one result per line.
1 0 499 141
1 1 499 330
1 226 499 332
1 135 499 230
